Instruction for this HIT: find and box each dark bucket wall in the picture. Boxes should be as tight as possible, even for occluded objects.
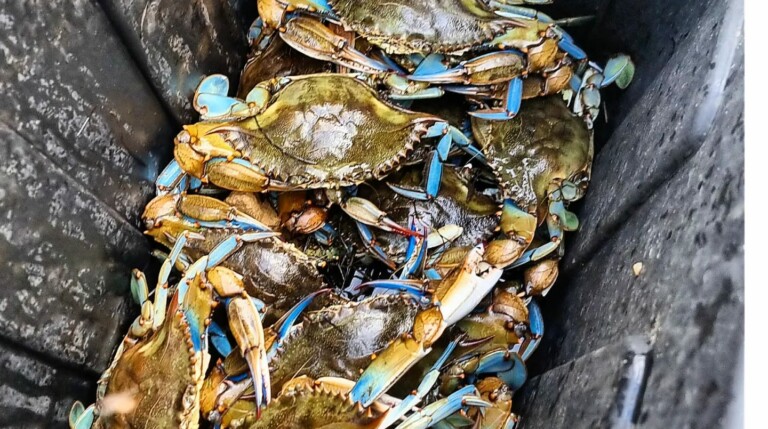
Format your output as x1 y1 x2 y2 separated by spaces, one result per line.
0 0 743 426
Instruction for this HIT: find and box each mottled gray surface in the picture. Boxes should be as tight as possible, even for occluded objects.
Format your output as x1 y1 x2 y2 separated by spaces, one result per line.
517 0 744 427
0 342 92 427
100 0 249 124
0 124 147 370
0 0 172 223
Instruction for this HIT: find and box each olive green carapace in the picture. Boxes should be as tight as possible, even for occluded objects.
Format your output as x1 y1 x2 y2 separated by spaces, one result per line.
328 0 501 53
471 96 593 213
358 165 499 260
250 386 383 429
234 75 435 188
269 295 420 391
181 228 327 324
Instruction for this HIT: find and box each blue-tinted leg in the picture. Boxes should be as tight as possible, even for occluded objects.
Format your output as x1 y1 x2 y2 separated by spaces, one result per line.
521 300 543 361
205 232 280 270
491 4 555 23
412 53 449 76
69 402 95 429
381 338 461 427
469 77 523 120
399 224 428 279
395 385 490 429
268 288 330 358
156 159 188 195
355 221 396 270
313 223 337 246
209 321 234 358
556 35 588 61
356 279 430 302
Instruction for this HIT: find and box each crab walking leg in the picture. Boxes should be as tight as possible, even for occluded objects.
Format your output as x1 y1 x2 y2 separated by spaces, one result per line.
398 222 429 279
350 246 503 407
506 185 581 269
396 385 491 429
355 221 397 270
155 159 193 195
380 339 462 427
129 231 201 338
519 299 544 361
389 123 480 201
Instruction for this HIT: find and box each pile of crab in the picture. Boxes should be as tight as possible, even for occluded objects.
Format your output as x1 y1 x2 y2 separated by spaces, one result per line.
70 1 633 428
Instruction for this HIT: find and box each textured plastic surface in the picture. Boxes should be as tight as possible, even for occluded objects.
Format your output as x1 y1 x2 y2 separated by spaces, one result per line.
0 0 743 426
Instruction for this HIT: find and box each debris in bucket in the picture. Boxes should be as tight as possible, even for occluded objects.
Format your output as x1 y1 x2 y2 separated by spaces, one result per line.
633 262 645 276
69 2 634 427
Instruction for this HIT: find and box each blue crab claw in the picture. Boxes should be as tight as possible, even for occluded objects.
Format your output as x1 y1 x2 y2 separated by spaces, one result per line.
556 35 588 61
395 385 491 429
349 330 433 406
408 51 524 85
175 188 275 232
156 159 188 195
476 351 528 391
194 75 252 120
381 338 461 427
520 300 544 361
341 197 422 237
468 77 523 121
225 295 271 414
412 53 449 76
69 402 95 429
355 221 397 270
197 74 229 97
549 198 579 231
601 54 635 89
281 16 390 73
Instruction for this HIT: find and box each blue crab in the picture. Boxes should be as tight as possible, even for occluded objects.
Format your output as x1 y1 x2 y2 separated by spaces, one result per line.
348 244 504 407
142 193 331 322
163 73 482 233
353 164 500 271
199 245 504 426
251 0 600 116
68 231 281 428
466 95 595 268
